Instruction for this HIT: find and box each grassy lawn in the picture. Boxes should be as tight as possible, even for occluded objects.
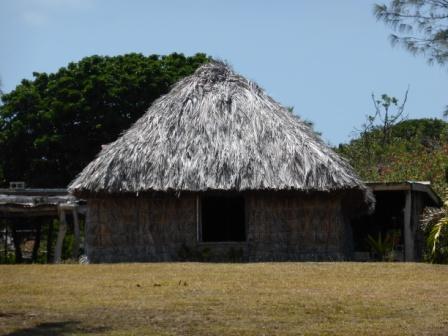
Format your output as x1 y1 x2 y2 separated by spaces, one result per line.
1 263 448 335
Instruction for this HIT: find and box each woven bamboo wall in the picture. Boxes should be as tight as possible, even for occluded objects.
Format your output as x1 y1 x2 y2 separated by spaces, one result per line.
85 192 351 262
245 193 349 261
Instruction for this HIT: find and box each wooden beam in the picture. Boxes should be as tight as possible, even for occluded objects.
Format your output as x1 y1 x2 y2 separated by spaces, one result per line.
47 220 54 263
0 207 58 217
367 183 410 192
54 208 67 264
0 188 67 196
3 221 7 262
32 222 42 262
11 220 23 264
410 184 442 207
72 207 80 260
403 190 414 262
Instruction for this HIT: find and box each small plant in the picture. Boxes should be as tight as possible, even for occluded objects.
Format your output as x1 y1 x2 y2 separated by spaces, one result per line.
422 189 448 263
0 251 16 264
366 230 400 261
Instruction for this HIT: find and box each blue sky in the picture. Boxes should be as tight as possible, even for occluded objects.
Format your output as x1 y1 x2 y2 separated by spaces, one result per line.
1 0 447 145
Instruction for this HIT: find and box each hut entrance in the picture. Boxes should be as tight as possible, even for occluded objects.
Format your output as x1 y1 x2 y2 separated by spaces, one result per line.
201 195 246 242
351 190 405 261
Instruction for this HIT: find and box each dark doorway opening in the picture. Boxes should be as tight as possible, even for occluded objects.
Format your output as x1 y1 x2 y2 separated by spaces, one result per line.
201 196 246 242
351 190 405 259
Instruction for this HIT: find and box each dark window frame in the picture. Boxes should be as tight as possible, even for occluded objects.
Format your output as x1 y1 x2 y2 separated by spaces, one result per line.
197 194 247 243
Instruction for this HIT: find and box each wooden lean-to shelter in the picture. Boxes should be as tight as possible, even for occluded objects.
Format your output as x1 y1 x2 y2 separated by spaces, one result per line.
0 185 85 263
69 61 373 262
352 181 442 262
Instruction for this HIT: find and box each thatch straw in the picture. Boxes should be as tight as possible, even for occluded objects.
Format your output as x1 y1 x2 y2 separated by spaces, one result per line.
69 61 370 200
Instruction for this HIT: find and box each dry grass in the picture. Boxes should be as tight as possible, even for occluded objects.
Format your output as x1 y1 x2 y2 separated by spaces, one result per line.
1 263 448 335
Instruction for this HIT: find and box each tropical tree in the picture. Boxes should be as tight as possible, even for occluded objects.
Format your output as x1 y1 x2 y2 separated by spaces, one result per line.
337 116 448 197
369 91 409 145
0 52 210 187
337 91 409 181
374 0 448 65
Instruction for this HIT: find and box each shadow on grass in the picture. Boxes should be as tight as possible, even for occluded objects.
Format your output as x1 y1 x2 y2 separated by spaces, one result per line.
4 321 109 336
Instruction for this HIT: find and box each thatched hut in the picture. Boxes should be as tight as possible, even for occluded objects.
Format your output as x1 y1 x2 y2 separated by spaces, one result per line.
69 61 373 262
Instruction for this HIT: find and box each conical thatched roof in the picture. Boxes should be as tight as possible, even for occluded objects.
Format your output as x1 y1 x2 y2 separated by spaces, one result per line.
69 61 369 197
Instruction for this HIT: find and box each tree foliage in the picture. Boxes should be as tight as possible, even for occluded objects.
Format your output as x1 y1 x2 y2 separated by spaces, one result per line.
338 117 448 196
0 53 210 187
338 104 448 263
368 91 408 145
374 0 448 65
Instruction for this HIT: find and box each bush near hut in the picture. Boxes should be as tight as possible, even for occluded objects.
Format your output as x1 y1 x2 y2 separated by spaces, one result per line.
422 189 448 263
0 218 84 264
337 118 448 197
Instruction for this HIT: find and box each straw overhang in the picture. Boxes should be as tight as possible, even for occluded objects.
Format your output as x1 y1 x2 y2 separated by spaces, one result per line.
69 62 369 196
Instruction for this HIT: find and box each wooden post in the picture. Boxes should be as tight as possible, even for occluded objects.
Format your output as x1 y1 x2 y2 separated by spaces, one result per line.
32 221 42 263
196 195 200 242
403 190 414 262
3 220 7 262
72 207 80 260
46 220 54 263
54 208 67 263
11 220 23 264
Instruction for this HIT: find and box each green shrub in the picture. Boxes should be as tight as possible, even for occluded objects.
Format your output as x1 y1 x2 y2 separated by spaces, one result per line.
422 189 448 263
